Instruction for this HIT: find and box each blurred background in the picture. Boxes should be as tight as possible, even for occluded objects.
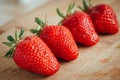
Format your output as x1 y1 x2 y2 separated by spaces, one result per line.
0 0 50 27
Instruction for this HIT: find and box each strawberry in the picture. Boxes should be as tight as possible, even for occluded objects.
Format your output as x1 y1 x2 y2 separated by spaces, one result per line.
79 0 119 34
57 3 99 46
30 17 78 61
3 28 59 76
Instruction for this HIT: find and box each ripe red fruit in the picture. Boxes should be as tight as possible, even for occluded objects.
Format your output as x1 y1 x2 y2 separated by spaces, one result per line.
79 0 119 34
40 26 78 61
3 28 59 76
57 3 99 46
31 18 78 61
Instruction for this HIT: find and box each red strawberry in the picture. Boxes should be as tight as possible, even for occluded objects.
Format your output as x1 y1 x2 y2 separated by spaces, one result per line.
57 3 99 46
30 17 78 61
3 28 59 76
79 0 119 34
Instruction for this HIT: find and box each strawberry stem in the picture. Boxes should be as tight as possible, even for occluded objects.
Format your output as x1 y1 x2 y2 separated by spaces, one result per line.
56 2 75 25
56 2 75 18
7 35 16 43
78 0 91 12
4 47 14 58
3 42 15 47
56 8 65 18
15 30 19 43
3 28 24 58
35 17 45 27
67 2 75 14
30 17 47 35
19 28 24 39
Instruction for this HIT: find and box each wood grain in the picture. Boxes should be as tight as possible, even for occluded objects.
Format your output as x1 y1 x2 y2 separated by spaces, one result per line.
0 0 120 80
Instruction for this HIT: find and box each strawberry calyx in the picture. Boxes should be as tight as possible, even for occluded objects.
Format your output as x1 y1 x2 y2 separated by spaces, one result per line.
2 28 24 57
56 2 75 24
78 0 91 13
30 17 47 35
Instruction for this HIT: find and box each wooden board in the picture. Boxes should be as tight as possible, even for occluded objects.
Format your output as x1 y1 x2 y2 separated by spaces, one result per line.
0 0 120 80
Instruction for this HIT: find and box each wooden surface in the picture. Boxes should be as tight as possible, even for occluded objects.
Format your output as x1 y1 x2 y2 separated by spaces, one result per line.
0 0 120 80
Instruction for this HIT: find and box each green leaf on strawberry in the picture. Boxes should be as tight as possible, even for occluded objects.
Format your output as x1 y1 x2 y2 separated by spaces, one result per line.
3 28 24 57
